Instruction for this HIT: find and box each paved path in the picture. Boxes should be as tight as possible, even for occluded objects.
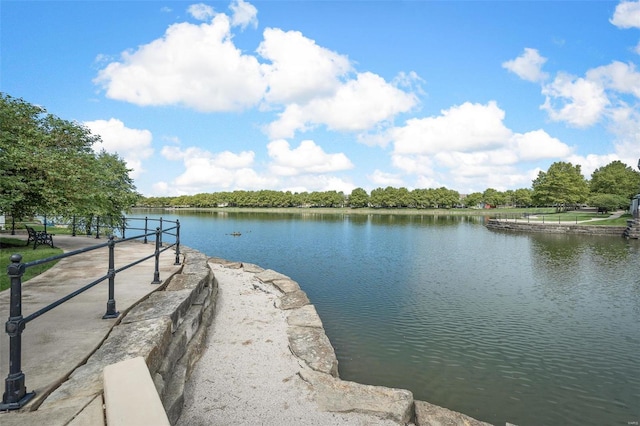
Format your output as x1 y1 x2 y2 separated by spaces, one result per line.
0 233 181 410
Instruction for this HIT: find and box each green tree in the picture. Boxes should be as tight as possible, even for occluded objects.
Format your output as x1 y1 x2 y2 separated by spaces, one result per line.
463 192 483 208
348 187 369 208
0 93 139 219
588 193 629 213
433 187 460 208
513 188 533 207
482 188 502 208
532 162 589 211
590 160 640 200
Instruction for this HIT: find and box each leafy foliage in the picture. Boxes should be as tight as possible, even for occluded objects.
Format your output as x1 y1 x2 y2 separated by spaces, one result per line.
587 193 630 213
348 187 369 208
0 93 140 220
590 160 640 200
532 162 589 210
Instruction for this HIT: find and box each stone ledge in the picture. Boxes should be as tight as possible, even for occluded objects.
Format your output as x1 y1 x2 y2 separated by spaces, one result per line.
414 400 492 426
27 246 216 426
299 367 414 424
486 220 627 236
288 326 339 377
103 356 170 426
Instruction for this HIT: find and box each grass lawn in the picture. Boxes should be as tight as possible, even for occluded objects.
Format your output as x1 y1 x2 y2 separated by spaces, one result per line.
0 237 63 292
586 214 633 226
10 223 76 235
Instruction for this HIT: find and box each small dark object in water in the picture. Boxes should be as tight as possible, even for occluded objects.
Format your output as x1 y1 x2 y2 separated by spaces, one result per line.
230 232 242 236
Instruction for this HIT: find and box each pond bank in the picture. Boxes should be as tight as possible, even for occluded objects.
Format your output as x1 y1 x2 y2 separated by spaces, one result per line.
485 219 628 236
179 259 492 426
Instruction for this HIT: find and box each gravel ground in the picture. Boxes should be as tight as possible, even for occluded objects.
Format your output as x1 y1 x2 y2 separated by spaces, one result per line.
177 263 401 426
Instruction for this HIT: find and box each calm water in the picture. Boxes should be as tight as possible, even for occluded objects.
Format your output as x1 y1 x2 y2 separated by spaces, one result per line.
134 210 639 426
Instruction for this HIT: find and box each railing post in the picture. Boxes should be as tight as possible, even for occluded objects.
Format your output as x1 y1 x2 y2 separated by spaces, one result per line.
151 228 162 284
103 236 119 319
1 254 35 410
72 216 76 237
174 219 181 265
159 218 163 246
144 217 148 244
11 216 15 235
95 216 101 239
121 216 126 239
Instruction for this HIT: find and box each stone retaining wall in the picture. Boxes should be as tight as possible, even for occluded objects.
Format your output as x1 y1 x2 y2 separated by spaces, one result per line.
486 220 627 236
624 219 640 239
35 246 217 425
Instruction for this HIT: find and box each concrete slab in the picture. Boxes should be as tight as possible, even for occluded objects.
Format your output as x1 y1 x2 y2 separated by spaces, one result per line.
103 356 170 426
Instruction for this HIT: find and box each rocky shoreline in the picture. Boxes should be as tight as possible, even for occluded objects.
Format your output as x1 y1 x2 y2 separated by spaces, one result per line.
485 219 628 236
177 257 491 426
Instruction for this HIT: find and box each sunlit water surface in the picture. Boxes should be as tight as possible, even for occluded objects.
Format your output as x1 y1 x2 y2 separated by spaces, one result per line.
133 210 639 426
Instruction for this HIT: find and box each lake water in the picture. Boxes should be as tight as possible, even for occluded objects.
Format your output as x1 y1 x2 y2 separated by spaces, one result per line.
132 210 639 426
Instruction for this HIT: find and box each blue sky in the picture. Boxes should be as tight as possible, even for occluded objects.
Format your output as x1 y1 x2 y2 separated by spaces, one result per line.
2 1 639 197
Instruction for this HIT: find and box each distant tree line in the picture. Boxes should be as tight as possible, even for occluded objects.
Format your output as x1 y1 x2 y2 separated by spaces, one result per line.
141 160 640 212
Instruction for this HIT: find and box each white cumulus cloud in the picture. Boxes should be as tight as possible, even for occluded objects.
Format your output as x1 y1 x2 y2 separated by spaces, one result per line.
386 102 574 192
391 101 512 155
502 48 549 82
368 169 405 187
84 118 153 178
229 0 258 29
610 0 640 29
267 139 353 176
159 145 273 193
586 61 640 98
268 72 418 139
510 130 573 161
188 3 215 21
258 28 352 104
541 73 610 127
94 13 266 112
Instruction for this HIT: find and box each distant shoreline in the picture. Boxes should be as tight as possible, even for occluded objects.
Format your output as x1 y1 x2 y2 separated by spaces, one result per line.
131 206 547 216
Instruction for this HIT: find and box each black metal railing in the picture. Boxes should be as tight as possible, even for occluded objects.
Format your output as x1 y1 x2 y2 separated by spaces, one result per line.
1 217 180 410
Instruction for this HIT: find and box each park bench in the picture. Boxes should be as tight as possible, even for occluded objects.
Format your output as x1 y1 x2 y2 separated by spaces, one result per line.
25 225 55 250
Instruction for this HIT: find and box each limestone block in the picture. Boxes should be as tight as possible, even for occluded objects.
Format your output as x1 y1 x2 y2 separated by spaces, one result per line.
103 357 170 426
181 261 211 277
165 273 206 292
242 263 264 273
300 368 414 425
255 269 290 283
276 290 310 310
272 278 301 293
414 400 492 426
208 257 243 269
287 304 324 328
161 363 187 425
41 317 172 408
123 290 195 332
287 326 338 376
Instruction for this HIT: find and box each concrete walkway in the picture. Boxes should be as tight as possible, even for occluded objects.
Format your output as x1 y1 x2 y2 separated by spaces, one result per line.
0 233 181 413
